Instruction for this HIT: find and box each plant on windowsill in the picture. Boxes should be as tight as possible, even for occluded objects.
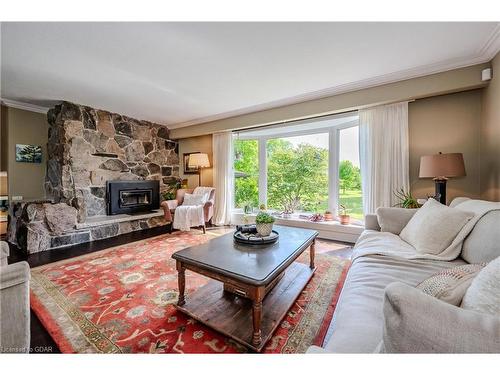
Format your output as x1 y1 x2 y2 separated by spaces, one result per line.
324 210 334 221
281 197 300 218
243 202 253 214
339 204 350 225
393 187 422 209
310 213 324 222
255 211 275 237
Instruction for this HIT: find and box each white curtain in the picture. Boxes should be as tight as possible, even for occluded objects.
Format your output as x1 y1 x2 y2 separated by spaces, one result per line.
359 102 409 214
212 131 234 226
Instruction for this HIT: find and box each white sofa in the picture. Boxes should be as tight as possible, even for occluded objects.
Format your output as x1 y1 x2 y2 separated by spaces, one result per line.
307 197 500 353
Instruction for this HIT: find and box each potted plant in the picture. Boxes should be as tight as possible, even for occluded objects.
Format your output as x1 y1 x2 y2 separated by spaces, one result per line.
338 204 350 225
324 210 334 221
161 179 181 201
393 187 422 209
243 202 253 214
161 191 176 201
281 197 300 218
255 211 275 236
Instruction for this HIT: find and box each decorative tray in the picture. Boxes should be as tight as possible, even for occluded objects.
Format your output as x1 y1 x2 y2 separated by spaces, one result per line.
233 230 279 245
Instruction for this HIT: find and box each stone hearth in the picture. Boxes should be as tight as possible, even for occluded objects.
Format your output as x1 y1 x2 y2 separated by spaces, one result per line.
9 101 180 254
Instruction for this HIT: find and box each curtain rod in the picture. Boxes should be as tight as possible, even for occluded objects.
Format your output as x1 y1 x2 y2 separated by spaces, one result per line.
233 109 357 135
233 100 414 134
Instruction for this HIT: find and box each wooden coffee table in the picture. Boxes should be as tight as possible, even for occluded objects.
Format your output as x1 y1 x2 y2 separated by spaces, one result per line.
172 225 318 352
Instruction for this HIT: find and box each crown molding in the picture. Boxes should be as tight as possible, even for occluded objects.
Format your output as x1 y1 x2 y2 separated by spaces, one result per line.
477 23 500 61
0 98 50 114
168 56 488 129
169 28 500 130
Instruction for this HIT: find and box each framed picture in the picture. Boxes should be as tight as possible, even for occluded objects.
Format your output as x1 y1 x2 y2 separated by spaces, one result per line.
183 152 200 174
15 144 42 163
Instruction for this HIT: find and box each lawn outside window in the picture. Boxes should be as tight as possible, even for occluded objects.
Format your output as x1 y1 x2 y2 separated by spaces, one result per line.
233 112 363 220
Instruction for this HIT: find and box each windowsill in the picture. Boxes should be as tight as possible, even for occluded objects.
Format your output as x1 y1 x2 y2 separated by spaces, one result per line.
231 209 364 243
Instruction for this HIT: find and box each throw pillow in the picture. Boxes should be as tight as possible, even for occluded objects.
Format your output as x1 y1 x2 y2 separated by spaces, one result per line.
183 193 205 206
399 198 474 255
382 282 500 353
376 207 418 235
460 210 500 264
416 263 486 306
461 256 500 316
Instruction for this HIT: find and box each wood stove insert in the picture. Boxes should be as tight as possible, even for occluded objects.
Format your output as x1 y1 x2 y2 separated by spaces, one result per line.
106 180 160 215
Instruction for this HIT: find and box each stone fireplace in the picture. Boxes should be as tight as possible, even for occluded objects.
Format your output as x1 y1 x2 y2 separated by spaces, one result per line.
9 101 180 253
45 101 179 220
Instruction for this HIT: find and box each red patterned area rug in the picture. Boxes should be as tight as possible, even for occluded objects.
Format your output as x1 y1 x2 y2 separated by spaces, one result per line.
31 231 350 354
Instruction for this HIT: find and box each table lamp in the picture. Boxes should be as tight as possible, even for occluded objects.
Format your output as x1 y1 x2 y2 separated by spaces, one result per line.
419 152 466 205
188 153 210 186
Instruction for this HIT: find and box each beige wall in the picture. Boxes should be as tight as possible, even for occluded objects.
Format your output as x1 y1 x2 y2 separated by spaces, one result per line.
178 134 213 189
480 52 500 201
408 90 482 203
179 90 486 203
1 106 8 172
171 63 489 139
2 106 48 200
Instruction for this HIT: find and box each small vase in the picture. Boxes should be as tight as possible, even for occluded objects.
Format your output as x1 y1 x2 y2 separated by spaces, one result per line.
324 213 334 221
256 223 273 236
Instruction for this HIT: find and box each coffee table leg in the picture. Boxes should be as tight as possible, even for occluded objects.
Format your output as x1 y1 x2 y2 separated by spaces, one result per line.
252 301 262 347
309 238 316 269
251 287 264 347
176 261 186 306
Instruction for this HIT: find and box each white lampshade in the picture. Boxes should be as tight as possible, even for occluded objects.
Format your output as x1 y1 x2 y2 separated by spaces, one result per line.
188 153 210 168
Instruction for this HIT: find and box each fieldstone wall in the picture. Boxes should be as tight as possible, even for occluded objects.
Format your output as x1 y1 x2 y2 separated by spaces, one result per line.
8 101 179 254
45 101 180 221
9 200 170 253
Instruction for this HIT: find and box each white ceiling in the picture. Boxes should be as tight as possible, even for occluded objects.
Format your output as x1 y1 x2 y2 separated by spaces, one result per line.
1 22 499 128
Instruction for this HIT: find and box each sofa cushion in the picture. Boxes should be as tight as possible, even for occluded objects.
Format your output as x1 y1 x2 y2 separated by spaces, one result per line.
400 198 473 255
416 263 485 306
353 230 417 257
460 210 500 263
449 197 471 208
382 282 500 353
322 254 466 353
376 207 417 235
461 256 500 316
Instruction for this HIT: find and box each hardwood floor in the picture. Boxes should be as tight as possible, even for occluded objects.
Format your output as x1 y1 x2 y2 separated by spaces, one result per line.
8 224 173 268
30 310 59 353
7 224 353 354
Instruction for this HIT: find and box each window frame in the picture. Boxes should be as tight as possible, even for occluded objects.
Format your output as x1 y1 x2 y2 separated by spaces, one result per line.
234 114 359 215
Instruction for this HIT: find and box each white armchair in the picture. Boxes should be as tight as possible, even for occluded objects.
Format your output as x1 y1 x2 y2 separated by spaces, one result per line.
1 241 30 353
